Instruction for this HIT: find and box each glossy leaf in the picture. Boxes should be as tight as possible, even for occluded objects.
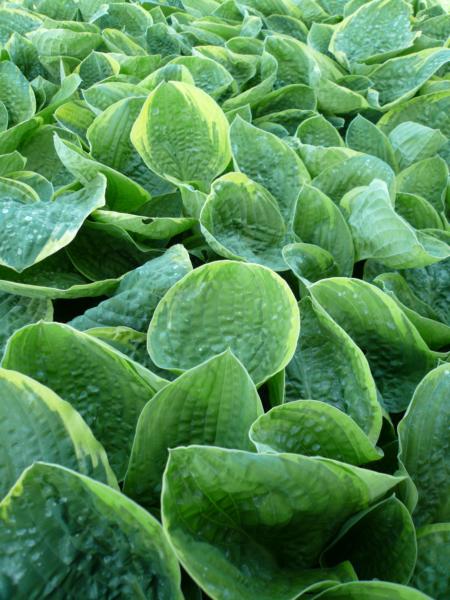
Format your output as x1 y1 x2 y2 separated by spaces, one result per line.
250 399 382 464
148 261 300 385
124 351 263 508
0 462 183 598
398 364 450 526
2 322 167 478
162 445 403 600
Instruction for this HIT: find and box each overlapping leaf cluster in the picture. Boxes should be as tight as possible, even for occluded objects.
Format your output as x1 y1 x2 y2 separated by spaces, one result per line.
0 0 449 597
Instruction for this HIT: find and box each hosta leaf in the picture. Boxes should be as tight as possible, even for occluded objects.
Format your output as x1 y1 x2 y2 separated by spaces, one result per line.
54 99 96 143
76 51 120 89
92 210 195 240
389 121 448 170
0 174 106 272
316 79 369 115
296 114 344 147
66 220 159 282
312 154 396 203
18 124 79 188
368 48 450 109
2 322 167 478
345 115 397 171
398 363 450 526
171 56 234 99
329 0 415 66
265 34 342 87
293 184 354 276
162 445 402 600
147 261 300 385
87 96 174 198
250 399 382 464
124 351 263 509
411 523 450 600
285 297 382 442
0 463 183 598
340 179 449 269
313 581 432 599
85 326 164 374
0 7 42 44
378 91 450 137
373 272 450 349
70 245 192 332
200 172 288 270
0 61 36 127
396 156 448 213
29 27 102 60
230 116 310 222
131 81 231 186
283 243 339 282
0 368 117 497
0 292 52 355
395 193 444 231
310 278 438 412
322 496 417 584
82 81 151 114
54 136 150 212
0 252 119 299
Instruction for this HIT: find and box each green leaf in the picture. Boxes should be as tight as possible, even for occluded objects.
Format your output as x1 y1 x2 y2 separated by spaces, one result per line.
329 0 415 66
368 48 450 109
92 210 195 240
230 116 310 222
312 581 432 599
373 272 450 349
54 135 150 212
87 96 174 198
200 172 288 270
398 363 450 526
396 156 448 213
0 61 36 127
70 245 192 332
296 114 344 147
18 124 79 188
124 351 263 509
395 193 444 231
66 220 159 281
162 445 402 600
293 184 354 276
0 368 118 497
131 81 231 186
29 27 102 60
411 523 450 600
312 154 396 204
148 261 300 385
0 292 52 355
0 251 119 299
2 322 167 478
0 7 42 45
285 297 382 441
389 121 448 170
322 496 417 584
378 91 450 137
340 179 449 268
283 243 339 282
0 174 106 272
0 463 183 598
346 115 397 171
82 81 151 114
171 55 234 99
250 399 382 464
310 278 438 412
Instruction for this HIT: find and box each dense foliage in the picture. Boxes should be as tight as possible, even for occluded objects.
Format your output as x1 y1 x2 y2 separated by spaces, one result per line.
0 0 449 598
